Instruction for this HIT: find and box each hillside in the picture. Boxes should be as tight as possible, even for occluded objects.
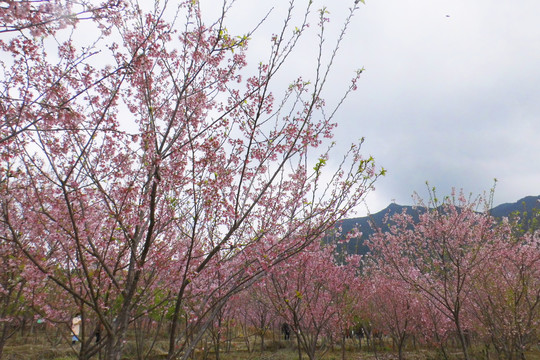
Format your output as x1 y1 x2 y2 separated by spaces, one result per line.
334 195 540 255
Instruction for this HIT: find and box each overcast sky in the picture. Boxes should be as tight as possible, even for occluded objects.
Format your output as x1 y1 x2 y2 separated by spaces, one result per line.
224 0 540 215
342 0 540 214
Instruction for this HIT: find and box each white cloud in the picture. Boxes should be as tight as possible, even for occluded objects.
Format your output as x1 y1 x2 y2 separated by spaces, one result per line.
326 0 540 212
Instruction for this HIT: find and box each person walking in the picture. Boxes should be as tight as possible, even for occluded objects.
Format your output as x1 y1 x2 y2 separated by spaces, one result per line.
71 314 82 345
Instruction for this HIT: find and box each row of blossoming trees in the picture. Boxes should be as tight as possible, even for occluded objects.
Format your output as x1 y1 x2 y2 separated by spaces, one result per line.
2 183 539 360
1 1 539 360
366 193 540 360
221 194 540 360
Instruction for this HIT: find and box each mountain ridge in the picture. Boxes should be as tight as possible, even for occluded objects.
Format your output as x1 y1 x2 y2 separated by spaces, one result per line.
334 195 540 255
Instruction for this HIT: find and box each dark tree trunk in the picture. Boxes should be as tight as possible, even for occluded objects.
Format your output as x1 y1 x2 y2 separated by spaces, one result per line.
341 334 347 360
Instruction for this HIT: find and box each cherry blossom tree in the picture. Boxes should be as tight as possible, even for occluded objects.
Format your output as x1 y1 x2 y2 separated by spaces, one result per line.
414 292 455 359
231 282 274 352
0 1 380 359
368 190 509 360
328 255 363 360
470 231 540 360
362 269 421 360
263 242 360 360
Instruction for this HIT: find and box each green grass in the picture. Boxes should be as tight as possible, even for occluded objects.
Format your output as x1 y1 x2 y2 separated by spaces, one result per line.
4 344 540 360
3 332 540 360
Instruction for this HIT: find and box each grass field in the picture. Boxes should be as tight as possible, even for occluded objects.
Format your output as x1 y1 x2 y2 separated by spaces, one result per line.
1 337 428 360
3 331 540 360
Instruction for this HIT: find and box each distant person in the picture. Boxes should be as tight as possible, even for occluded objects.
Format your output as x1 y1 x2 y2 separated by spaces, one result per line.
281 323 291 340
95 324 101 343
71 314 82 344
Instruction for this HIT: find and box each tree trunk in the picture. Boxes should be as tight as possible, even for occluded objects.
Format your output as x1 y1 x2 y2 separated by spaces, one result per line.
455 321 471 360
167 280 189 360
214 313 222 360
215 340 220 360
104 336 124 360
104 319 129 360
296 332 302 360
341 334 347 360
0 322 11 360
397 333 406 360
226 323 232 353
0 336 5 360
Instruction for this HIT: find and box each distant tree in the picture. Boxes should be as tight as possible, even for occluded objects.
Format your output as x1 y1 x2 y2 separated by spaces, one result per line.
264 242 359 360
470 230 540 360
362 269 420 360
508 201 540 237
368 190 509 360
232 282 274 352
331 273 362 360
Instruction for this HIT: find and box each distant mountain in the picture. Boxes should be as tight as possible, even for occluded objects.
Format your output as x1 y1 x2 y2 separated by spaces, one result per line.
490 195 540 218
333 195 540 255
